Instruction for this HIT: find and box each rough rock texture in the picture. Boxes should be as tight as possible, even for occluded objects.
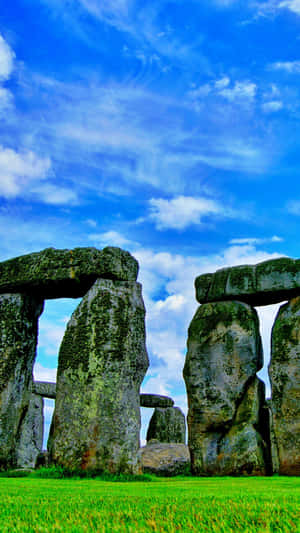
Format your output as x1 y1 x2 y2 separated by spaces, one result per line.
140 394 174 408
16 394 44 468
48 278 149 473
183 300 269 475
0 293 43 469
269 297 300 475
0 247 138 299
33 381 56 399
195 257 300 306
139 441 190 476
146 407 186 443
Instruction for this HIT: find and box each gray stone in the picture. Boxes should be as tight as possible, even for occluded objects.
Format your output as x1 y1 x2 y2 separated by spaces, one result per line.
48 278 149 473
195 257 300 306
139 441 190 476
33 381 56 399
16 394 44 468
0 293 43 469
140 394 174 408
183 300 268 475
146 407 186 444
269 297 300 475
0 247 138 299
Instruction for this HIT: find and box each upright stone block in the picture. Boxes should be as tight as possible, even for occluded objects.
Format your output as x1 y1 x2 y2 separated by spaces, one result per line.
16 393 44 468
0 293 43 469
48 278 149 473
183 300 269 475
270 297 300 475
146 407 186 444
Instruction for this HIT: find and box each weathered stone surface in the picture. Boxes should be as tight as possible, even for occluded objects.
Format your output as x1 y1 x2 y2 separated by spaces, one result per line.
16 394 44 468
140 394 174 408
48 278 149 473
33 381 56 399
139 441 190 476
0 293 43 469
183 300 269 475
195 257 300 306
269 297 300 475
0 247 138 299
146 407 186 444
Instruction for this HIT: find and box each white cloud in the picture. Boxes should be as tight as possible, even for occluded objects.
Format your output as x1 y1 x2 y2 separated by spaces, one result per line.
214 76 230 89
219 81 257 102
229 235 283 245
0 34 14 81
262 100 283 113
148 195 234 230
270 60 300 73
88 230 136 248
0 87 13 112
0 146 51 198
30 183 79 205
279 0 300 14
33 363 57 382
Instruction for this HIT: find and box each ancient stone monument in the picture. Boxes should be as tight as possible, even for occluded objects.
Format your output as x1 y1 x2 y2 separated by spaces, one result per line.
0 248 299 476
185 257 300 476
0 246 149 473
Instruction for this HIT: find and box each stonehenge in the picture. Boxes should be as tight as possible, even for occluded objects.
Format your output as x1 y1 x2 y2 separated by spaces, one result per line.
0 247 298 476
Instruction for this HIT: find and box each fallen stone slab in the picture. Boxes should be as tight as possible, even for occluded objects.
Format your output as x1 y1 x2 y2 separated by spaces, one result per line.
195 257 300 306
140 394 174 408
33 381 56 399
139 441 190 476
0 246 138 299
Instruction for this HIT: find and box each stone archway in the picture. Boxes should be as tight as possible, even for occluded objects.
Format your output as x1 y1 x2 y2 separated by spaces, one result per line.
0 246 149 473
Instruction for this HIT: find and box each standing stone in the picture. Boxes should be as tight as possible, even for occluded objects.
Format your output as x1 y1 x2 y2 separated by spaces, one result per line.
270 297 300 475
0 293 43 469
146 407 186 444
16 393 44 468
48 278 149 473
183 300 269 475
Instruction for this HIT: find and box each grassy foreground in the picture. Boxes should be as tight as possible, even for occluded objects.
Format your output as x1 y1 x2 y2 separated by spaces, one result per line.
0 476 299 532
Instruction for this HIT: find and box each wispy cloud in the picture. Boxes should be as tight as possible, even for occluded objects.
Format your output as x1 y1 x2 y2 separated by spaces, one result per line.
229 235 283 245
0 34 15 81
270 60 300 73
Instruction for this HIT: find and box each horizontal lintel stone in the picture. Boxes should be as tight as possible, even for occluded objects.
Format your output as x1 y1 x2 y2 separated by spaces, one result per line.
195 257 300 306
33 384 175 408
0 247 138 299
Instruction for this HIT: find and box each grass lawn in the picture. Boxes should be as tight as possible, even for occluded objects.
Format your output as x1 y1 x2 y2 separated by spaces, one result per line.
0 476 299 532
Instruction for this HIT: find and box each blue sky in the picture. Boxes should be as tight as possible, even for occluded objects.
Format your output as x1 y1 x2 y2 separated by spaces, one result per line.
1 0 300 445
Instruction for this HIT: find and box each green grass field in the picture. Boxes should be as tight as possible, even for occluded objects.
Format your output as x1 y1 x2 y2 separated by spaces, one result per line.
0 476 299 532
